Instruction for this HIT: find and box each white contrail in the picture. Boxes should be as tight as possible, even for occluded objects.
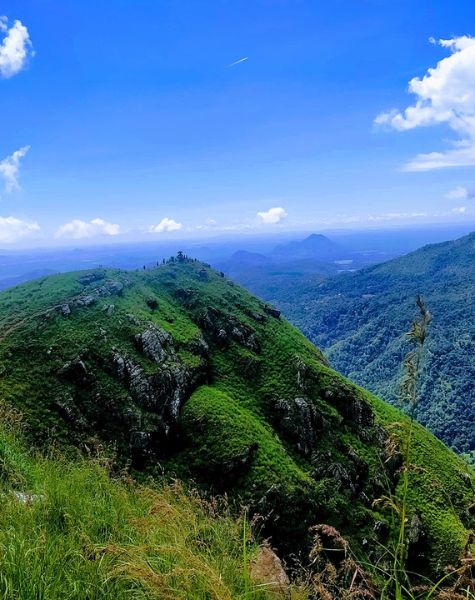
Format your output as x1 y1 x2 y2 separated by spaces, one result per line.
226 56 249 68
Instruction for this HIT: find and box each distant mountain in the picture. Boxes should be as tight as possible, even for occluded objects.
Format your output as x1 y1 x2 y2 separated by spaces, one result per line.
272 233 340 260
222 250 272 268
216 249 337 302
278 232 475 455
0 258 472 576
0 269 58 291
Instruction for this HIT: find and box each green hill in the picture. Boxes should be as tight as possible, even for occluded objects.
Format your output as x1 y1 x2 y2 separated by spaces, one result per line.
0 257 473 580
277 232 475 456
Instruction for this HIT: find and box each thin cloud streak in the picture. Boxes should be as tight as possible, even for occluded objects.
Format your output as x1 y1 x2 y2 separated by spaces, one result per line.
226 56 248 68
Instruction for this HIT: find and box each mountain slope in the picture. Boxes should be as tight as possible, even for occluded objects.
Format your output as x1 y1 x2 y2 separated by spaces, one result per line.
0 257 473 575
0 407 281 600
278 232 475 455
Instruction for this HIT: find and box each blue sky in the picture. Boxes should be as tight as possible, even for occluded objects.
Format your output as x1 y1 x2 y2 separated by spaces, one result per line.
1 0 475 246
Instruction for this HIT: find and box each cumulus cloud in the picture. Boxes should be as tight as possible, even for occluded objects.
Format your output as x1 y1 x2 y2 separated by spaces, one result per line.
0 146 30 193
55 218 120 239
446 185 475 200
0 16 34 78
257 207 288 224
0 216 40 243
452 206 467 214
149 218 182 233
446 186 469 200
375 36 475 170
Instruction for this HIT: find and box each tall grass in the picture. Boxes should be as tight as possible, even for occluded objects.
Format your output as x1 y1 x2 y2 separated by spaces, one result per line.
0 406 300 600
368 297 475 600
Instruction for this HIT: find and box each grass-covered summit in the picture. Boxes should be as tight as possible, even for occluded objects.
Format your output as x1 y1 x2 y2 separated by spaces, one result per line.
0 256 473 576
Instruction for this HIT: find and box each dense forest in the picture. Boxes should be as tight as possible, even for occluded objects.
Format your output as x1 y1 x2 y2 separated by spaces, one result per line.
275 232 475 457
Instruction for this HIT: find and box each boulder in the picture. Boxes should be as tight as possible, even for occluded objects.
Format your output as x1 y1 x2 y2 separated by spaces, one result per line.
264 305 281 318
250 545 289 597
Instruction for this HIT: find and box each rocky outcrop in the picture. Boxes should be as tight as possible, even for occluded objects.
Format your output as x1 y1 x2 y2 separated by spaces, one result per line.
199 308 261 353
275 397 324 456
111 350 202 462
188 336 209 357
110 324 208 461
53 395 89 430
312 445 371 498
78 271 106 286
56 278 126 319
134 325 174 364
57 359 91 387
112 352 190 420
323 387 374 431
264 305 281 318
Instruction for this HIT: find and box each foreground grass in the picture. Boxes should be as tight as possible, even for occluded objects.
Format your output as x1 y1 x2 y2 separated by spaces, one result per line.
0 417 303 600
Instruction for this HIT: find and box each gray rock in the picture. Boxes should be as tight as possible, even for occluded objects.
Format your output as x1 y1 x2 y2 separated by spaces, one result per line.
249 311 265 323
61 304 71 317
112 350 198 425
134 325 173 364
57 359 90 386
54 396 88 429
328 462 356 495
188 336 209 357
12 491 45 504
82 294 96 306
78 272 106 285
264 305 281 318
217 329 228 345
230 322 260 352
324 388 374 429
275 397 323 456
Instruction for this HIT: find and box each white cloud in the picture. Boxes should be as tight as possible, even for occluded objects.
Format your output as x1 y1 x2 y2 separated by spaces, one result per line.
375 36 475 170
226 57 249 68
149 218 182 233
0 17 34 78
55 218 120 239
191 218 218 231
446 185 475 200
446 186 469 200
452 206 467 214
0 146 30 193
257 206 287 224
0 216 40 243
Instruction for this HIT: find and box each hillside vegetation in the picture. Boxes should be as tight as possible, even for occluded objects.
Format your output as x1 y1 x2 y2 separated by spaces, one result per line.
276 232 475 456
0 404 288 600
0 257 473 585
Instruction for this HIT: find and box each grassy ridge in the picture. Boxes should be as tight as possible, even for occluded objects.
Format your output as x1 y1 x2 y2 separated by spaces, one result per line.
0 405 296 600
